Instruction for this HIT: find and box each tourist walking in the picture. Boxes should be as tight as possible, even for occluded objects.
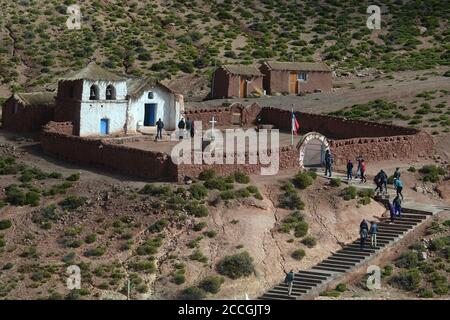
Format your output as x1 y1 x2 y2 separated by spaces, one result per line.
360 159 367 183
380 170 388 194
178 118 186 140
394 178 404 200
374 170 383 194
389 202 396 223
284 270 295 296
324 150 333 177
359 220 369 250
393 195 402 217
347 159 354 181
355 156 363 179
393 167 401 180
369 221 378 247
155 118 164 141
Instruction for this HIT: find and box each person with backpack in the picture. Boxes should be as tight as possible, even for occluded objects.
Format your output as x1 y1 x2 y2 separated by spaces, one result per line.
393 195 402 217
155 118 164 141
324 150 333 177
394 178 404 200
359 219 369 250
347 159 354 181
374 171 383 194
369 221 378 247
284 270 295 296
393 167 401 180
380 170 388 194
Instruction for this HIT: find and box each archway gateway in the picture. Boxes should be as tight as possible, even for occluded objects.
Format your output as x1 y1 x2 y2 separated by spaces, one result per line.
296 132 330 168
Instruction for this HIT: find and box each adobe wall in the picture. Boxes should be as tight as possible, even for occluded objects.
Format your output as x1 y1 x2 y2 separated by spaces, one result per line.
41 122 178 181
298 71 332 93
211 68 230 99
260 107 434 165
185 103 261 127
227 74 263 98
2 98 54 132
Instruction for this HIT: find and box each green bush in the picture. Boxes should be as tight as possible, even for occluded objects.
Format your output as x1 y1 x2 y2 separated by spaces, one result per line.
193 222 207 231
382 265 394 277
66 173 80 181
198 276 224 294
330 178 341 187
246 185 259 194
204 177 233 191
418 288 434 298
172 273 185 285
395 250 420 269
5 184 26 205
430 272 448 295
136 236 164 256
292 171 313 189
234 171 250 184
25 191 40 206
278 190 305 210
217 251 255 279
203 230 217 238
235 188 251 198
419 165 446 182
294 221 309 238
140 184 172 197
0 219 12 230
220 190 235 200
85 234 97 244
148 219 169 233
335 283 347 292
301 236 317 248
407 167 416 173
190 249 208 263
390 269 421 291
189 184 208 200
291 248 306 260
84 246 106 257
199 169 216 181
429 236 450 251
180 286 206 300
59 196 87 211
342 186 357 200
359 196 371 205
185 202 208 217
129 259 156 273
358 189 375 198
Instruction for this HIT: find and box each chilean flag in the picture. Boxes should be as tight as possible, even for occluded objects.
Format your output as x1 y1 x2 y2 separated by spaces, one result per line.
292 111 300 135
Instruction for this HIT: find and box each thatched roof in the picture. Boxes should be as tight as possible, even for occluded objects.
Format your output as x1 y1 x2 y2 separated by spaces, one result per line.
60 62 126 81
222 64 263 76
13 92 56 108
264 61 331 72
126 78 176 99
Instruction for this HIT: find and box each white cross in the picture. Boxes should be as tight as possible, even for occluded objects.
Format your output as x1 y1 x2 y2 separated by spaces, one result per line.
209 116 217 140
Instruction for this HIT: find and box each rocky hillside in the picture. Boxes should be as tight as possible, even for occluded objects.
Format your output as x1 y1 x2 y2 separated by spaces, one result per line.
0 0 449 99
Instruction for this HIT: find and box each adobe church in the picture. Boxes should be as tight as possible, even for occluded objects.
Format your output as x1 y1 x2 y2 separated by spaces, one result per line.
2 62 184 136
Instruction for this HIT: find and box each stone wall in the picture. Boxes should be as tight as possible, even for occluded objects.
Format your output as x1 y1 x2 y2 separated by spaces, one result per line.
41 122 178 181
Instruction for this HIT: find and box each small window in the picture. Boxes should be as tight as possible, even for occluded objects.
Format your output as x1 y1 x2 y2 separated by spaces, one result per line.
148 92 154 99
297 72 308 81
106 85 116 100
89 85 99 100
13 102 19 113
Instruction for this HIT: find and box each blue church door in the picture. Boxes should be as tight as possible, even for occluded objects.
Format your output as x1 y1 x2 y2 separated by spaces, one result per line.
100 118 109 135
144 104 157 126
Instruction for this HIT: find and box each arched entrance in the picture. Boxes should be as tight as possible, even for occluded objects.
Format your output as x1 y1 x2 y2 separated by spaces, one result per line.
296 132 330 168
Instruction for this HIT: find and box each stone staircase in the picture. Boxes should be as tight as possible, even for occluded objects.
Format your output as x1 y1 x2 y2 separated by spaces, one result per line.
259 172 446 300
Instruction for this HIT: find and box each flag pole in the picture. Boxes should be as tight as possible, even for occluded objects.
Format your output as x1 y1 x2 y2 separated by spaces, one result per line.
291 107 294 146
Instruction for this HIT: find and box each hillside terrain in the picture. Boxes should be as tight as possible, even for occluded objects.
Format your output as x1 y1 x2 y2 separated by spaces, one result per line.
0 0 449 100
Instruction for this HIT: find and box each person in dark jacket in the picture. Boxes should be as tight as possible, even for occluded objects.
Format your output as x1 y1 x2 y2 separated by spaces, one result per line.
369 221 378 247
389 202 396 223
355 156 362 179
394 178 404 199
155 118 164 141
178 118 186 140
380 170 388 194
374 171 383 194
393 195 402 217
284 270 295 296
360 220 369 250
185 117 191 132
347 159 354 181
324 150 333 177
393 167 401 180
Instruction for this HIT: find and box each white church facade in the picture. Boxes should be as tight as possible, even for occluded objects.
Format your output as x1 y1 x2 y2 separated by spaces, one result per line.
55 62 183 137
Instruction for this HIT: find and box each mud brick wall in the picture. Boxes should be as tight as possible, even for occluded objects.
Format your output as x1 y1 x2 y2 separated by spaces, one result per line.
2 99 54 132
177 145 300 180
185 103 261 128
261 107 418 138
41 122 178 181
330 131 434 166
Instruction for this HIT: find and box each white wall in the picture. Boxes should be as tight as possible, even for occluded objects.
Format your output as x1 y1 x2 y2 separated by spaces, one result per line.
128 85 179 132
79 80 128 136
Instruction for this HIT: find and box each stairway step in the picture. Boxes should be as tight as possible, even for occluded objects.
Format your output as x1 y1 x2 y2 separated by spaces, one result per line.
338 248 372 256
313 265 346 273
294 274 328 281
402 208 433 215
321 259 358 267
400 214 427 219
270 287 307 295
276 284 314 291
298 270 332 277
261 292 296 300
346 244 383 251
317 261 354 270
292 279 322 285
328 255 364 263
341 246 376 253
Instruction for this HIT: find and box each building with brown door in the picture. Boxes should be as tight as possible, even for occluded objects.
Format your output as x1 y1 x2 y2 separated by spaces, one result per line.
211 65 264 99
1 92 56 132
259 61 332 95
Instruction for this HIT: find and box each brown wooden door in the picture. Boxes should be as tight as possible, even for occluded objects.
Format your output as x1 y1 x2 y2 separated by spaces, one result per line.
289 72 298 94
239 77 247 98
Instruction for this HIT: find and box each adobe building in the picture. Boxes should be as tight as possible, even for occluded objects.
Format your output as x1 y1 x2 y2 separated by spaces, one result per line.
1 92 55 132
211 65 264 99
259 61 332 95
55 62 184 137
